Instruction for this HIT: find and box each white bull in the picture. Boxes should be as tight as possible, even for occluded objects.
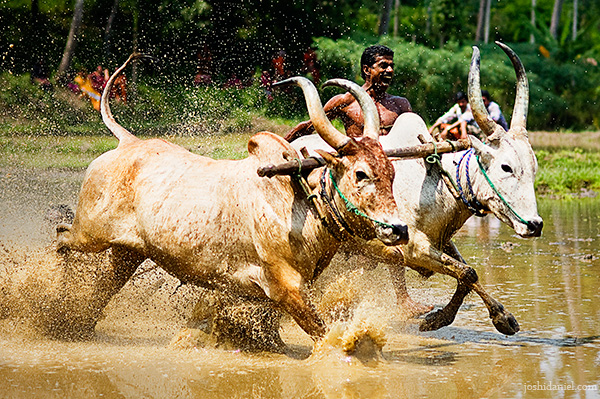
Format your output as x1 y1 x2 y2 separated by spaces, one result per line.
55 54 408 344
292 42 543 335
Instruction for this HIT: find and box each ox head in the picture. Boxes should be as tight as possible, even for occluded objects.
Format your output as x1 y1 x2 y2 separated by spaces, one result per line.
275 77 408 246
467 42 543 238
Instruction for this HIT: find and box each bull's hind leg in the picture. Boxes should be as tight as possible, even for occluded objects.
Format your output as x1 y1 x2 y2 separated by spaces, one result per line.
52 244 145 339
87 245 146 319
409 241 519 335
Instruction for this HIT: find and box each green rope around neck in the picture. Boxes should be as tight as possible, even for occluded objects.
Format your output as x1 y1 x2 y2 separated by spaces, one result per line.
475 155 529 226
328 169 397 230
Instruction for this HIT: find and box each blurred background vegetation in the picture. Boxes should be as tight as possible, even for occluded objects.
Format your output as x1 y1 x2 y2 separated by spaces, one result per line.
0 0 599 135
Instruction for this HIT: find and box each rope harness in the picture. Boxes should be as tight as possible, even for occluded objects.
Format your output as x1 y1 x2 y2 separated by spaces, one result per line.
448 148 529 225
455 149 488 217
474 153 530 226
317 167 398 241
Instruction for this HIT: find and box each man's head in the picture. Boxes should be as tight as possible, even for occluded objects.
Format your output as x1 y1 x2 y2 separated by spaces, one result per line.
455 91 468 112
361 45 394 90
481 90 491 107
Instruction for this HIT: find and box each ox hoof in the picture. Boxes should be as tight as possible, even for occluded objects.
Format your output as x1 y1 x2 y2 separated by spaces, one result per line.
491 310 520 335
460 267 478 285
418 309 455 332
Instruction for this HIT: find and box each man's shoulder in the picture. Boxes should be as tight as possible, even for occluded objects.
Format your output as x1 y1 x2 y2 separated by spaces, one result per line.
385 94 412 111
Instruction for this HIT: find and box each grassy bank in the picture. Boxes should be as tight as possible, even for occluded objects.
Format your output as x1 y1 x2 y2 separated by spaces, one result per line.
1 74 598 199
1 133 598 199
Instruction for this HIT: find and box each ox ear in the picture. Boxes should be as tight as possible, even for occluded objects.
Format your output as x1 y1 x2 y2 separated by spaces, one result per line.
315 149 341 169
470 135 495 165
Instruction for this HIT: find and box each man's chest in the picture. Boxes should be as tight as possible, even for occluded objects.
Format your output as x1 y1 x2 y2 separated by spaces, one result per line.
343 101 399 126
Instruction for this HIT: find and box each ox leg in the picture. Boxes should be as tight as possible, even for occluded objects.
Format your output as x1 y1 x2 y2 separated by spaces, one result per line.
89 245 145 316
408 242 519 335
389 266 434 318
265 268 326 340
419 241 472 331
277 287 326 340
57 245 144 338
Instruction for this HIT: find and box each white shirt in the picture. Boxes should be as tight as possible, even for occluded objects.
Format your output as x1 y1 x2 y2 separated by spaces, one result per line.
436 103 475 125
486 101 508 131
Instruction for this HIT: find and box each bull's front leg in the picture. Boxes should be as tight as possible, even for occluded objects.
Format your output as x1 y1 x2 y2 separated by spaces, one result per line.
262 262 327 340
407 239 519 335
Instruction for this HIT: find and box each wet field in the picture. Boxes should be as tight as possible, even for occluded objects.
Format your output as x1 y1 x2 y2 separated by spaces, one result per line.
0 166 599 399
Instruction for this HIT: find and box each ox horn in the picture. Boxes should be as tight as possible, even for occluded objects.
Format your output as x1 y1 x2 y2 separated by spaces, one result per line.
275 77 350 151
468 46 498 137
495 41 529 132
322 78 380 141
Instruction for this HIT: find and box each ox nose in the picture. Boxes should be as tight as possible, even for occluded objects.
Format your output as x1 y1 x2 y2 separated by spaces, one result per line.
392 223 409 244
526 219 543 237
377 222 409 246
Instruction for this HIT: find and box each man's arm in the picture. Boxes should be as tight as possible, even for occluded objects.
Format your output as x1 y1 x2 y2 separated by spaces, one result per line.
284 93 352 142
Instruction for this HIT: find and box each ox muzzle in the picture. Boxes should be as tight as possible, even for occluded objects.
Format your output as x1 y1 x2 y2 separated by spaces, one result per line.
376 220 409 246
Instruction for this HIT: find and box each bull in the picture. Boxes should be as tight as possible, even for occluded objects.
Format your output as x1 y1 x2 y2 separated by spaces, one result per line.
55 54 408 345
291 42 543 335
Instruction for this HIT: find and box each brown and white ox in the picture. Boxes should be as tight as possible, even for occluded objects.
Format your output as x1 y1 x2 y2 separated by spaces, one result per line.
55 54 408 345
292 42 543 335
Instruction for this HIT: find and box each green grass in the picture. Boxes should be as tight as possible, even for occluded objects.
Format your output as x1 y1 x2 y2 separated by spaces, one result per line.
1 73 598 198
1 134 598 199
535 148 600 198
0 133 256 169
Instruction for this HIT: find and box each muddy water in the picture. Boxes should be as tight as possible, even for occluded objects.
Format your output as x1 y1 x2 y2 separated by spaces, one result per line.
0 166 599 399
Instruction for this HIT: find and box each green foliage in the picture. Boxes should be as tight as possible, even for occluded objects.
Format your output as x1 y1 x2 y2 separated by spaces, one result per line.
0 71 292 137
313 38 600 130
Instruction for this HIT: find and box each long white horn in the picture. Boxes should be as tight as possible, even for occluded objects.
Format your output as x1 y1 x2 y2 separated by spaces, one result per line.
468 46 498 137
275 77 350 150
322 78 380 141
495 41 529 132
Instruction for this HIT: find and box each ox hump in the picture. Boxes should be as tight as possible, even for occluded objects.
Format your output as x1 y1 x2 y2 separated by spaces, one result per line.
248 131 299 164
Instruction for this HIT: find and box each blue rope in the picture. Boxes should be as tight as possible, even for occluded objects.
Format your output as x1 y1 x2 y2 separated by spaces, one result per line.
456 149 487 217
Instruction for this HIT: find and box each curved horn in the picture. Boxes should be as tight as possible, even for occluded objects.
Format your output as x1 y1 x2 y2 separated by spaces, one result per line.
274 77 350 150
468 46 498 137
495 41 529 131
101 53 152 142
322 78 380 141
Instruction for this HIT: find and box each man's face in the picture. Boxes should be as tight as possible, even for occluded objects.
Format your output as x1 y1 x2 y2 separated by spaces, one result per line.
364 55 394 90
458 98 468 112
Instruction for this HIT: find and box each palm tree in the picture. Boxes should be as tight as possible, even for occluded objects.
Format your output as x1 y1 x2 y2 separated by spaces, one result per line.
550 0 564 39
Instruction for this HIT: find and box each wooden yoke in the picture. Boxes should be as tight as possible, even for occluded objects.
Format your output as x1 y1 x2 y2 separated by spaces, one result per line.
257 138 471 178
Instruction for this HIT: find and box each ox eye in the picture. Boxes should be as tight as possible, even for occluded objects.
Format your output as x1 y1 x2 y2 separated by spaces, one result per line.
501 164 513 174
356 171 369 182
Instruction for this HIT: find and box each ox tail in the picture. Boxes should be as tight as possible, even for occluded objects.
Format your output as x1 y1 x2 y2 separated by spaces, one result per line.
101 53 150 143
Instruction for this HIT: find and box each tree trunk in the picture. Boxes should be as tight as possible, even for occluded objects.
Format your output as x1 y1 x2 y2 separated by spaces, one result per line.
530 0 536 43
31 0 39 22
475 0 486 42
393 0 400 37
56 0 85 84
483 0 491 44
379 0 394 36
572 0 578 40
104 0 120 59
550 0 564 39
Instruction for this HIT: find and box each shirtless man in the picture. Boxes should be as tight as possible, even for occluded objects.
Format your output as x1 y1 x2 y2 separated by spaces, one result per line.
285 45 431 318
284 44 412 141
